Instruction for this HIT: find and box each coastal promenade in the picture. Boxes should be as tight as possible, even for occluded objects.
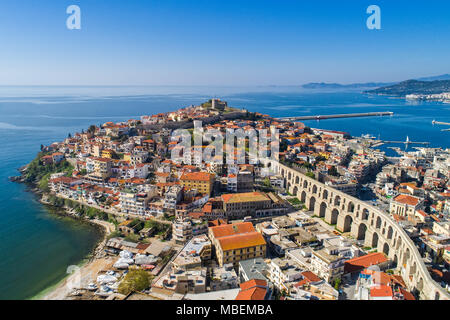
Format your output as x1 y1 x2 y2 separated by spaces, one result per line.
50 193 172 226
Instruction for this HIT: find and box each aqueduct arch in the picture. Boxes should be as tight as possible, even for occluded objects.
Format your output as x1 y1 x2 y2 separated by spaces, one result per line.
330 208 339 225
307 196 316 212
357 223 368 241
319 201 327 218
274 161 450 300
343 215 353 233
371 232 379 248
383 242 390 256
300 190 307 203
293 186 298 197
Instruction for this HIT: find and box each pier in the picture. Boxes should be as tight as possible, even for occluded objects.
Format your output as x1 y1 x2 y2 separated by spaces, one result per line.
432 120 450 132
276 111 394 122
432 120 450 126
372 136 430 147
381 140 430 145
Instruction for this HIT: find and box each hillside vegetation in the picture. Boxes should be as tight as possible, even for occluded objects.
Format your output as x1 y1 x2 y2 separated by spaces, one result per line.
365 79 450 96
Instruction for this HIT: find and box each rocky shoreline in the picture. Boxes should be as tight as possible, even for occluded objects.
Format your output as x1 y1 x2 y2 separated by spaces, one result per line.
36 199 112 300
41 199 109 261
11 170 113 300
39 216 113 300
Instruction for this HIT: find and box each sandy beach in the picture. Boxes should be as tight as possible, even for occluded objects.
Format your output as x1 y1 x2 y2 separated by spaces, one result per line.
40 219 115 300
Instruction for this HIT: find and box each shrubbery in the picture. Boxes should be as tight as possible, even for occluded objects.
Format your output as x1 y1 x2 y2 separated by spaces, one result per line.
46 196 115 223
144 220 170 236
24 152 73 184
118 268 151 295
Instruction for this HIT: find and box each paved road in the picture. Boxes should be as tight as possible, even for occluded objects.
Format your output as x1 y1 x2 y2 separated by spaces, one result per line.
57 193 172 225
151 242 183 285
92 219 115 234
340 275 358 300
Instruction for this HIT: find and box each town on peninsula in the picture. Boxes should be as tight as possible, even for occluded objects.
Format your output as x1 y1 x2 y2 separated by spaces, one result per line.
13 98 450 301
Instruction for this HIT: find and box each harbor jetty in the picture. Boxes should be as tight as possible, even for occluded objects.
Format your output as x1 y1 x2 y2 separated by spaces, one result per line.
432 120 450 126
432 120 450 131
276 111 393 121
371 136 430 147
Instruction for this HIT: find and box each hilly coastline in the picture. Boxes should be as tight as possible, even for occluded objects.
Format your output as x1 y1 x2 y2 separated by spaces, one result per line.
301 82 393 90
302 74 450 94
365 79 450 97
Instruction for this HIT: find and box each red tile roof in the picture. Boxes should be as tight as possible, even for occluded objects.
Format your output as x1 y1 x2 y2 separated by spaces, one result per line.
209 222 255 238
210 222 266 251
301 271 322 283
394 194 420 206
370 285 392 298
180 172 214 182
187 212 205 219
344 253 388 274
235 279 268 301
416 210 428 218
399 287 415 300
218 232 266 251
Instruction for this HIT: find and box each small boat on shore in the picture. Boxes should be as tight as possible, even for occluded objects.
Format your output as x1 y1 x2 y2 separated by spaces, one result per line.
86 283 98 291
69 289 82 297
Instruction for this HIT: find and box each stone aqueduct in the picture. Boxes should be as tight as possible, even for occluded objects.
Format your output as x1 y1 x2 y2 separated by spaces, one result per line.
271 161 449 300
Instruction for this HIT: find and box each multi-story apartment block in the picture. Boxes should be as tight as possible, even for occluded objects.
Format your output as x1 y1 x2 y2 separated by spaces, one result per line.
164 184 183 210
208 222 267 267
171 234 212 270
180 172 215 195
92 157 112 180
220 192 287 219
210 263 239 291
172 217 208 244
268 258 303 292
310 246 346 284
119 190 151 216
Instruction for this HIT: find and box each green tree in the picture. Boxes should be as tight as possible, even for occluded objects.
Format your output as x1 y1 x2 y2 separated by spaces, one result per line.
130 218 144 232
328 166 339 177
107 230 123 240
302 162 313 170
118 269 151 295
334 277 342 290
89 125 96 132
98 211 108 221
38 173 51 192
280 140 288 152
124 233 139 243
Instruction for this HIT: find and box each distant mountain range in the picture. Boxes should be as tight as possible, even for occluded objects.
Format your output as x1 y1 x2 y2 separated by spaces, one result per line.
302 74 450 92
302 82 394 89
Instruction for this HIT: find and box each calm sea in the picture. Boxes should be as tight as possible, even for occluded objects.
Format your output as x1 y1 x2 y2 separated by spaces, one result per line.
0 86 449 299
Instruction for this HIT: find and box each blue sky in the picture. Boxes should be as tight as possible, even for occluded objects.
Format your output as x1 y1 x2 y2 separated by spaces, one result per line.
0 0 449 85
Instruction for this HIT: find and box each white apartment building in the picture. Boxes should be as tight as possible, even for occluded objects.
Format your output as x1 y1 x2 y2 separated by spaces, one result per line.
268 258 303 292
119 190 151 216
310 246 346 284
